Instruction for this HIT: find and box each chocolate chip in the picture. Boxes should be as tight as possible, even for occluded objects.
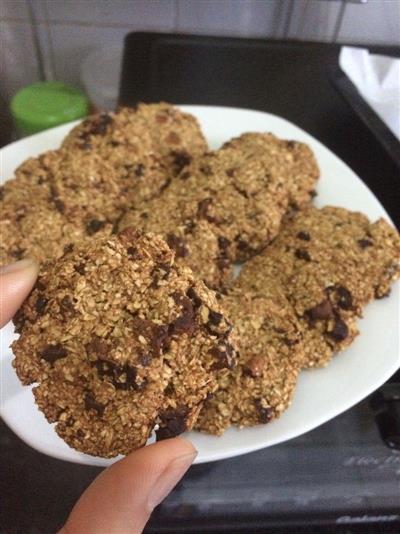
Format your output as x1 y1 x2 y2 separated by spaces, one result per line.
254 399 273 423
110 140 120 147
36 280 46 291
171 150 192 172
200 164 212 176
156 406 189 441
283 336 298 347
232 183 249 199
235 237 252 253
209 344 235 370
10 248 25 260
286 140 296 149
208 310 223 325
150 262 171 287
375 288 391 299
156 113 168 123
309 190 317 198
358 238 373 249
217 257 230 270
134 164 144 177
295 248 311 261
130 317 169 356
218 236 231 252
74 263 86 275
86 337 109 358
335 286 353 310
81 113 113 137
169 293 195 335
226 168 236 177
166 131 180 144
328 317 349 342
139 353 152 367
296 231 311 241
164 382 175 396
53 198 65 214
151 325 170 355
243 356 264 378
197 198 216 222
41 344 68 364
306 300 334 321
115 366 139 390
84 393 105 416
80 140 92 150
166 233 189 258
159 177 171 193
35 294 48 315
183 219 196 234
86 219 106 235
61 295 75 312
95 360 140 390
13 308 26 334
186 287 202 308
63 243 74 255
127 246 141 259
49 186 64 212
158 262 172 277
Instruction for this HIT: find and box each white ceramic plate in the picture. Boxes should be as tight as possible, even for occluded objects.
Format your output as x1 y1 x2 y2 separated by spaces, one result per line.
1 106 399 467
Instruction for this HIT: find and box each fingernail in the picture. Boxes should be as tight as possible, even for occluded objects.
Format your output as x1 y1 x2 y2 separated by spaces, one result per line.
148 451 197 510
0 259 38 275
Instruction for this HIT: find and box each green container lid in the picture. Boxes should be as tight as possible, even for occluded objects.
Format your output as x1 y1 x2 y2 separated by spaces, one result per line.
11 81 89 136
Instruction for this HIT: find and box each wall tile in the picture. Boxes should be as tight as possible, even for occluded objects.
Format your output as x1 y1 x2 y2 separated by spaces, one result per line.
337 0 400 46
41 0 175 28
287 0 341 42
0 21 39 101
0 0 29 21
176 0 284 37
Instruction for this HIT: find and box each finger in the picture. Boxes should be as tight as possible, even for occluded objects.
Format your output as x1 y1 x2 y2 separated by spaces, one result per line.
60 437 197 534
0 259 39 327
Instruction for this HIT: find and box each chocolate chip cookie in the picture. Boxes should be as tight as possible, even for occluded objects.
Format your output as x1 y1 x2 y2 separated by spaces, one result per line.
238 206 400 367
195 284 305 435
119 132 319 287
222 132 319 212
62 102 208 176
12 228 236 457
1 103 207 267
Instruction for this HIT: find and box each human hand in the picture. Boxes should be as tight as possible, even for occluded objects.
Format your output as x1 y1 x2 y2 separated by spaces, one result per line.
1 259 197 534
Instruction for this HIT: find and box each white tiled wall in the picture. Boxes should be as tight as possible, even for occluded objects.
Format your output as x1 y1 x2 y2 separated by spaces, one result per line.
1 0 399 105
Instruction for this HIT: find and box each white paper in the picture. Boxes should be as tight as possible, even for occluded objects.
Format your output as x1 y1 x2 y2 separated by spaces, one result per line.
339 46 400 141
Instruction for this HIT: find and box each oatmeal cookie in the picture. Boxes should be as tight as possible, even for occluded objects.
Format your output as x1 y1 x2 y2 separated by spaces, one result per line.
238 206 400 367
0 139 168 266
12 228 236 457
62 102 208 175
120 131 317 287
195 284 304 435
222 132 319 212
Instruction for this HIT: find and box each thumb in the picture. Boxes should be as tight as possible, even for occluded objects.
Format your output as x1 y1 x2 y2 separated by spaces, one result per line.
60 437 197 534
0 259 39 327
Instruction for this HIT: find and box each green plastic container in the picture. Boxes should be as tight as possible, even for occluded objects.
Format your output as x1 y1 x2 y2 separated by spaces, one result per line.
11 81 89 136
